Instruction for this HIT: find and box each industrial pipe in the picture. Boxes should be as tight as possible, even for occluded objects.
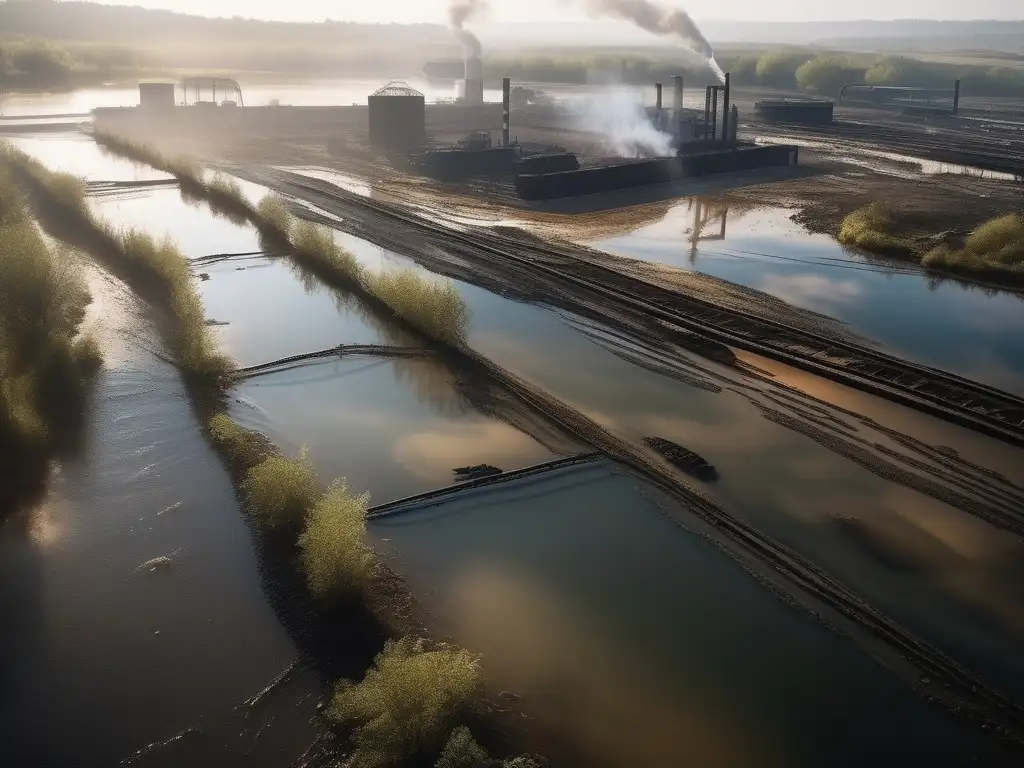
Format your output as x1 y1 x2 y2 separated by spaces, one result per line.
721 72 731 143
502 77 511 147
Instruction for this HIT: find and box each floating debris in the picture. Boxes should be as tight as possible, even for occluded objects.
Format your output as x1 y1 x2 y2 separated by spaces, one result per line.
643 437 718 482
157 501 183 516
239 659 301 711
119 727 201 765
453 464 502 481
198 272 211 281
204 319 230 326
135 548 182 573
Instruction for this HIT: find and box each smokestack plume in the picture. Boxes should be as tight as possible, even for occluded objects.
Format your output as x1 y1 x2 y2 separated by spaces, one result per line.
582 0 724 82
449 0 488 59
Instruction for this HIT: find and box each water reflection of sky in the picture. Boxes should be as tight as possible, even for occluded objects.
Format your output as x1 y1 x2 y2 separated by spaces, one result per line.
9 133 173 182
230 357 554 506
374 459 1016 768
591 202 1024 395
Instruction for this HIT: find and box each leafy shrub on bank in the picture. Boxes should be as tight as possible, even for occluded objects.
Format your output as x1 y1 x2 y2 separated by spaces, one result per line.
242 448 321 531
923 214 1024 274
363 268 470 348
256 195 293 239
292 220 363 284
298 479 374 601
838 203 915 257
327 637 483 768
436 727 491 768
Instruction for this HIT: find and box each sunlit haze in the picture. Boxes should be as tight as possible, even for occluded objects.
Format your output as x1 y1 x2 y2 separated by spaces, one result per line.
91 0 1022 23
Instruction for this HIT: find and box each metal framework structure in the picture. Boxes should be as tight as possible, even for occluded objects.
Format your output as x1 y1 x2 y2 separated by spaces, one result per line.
180 77 245 107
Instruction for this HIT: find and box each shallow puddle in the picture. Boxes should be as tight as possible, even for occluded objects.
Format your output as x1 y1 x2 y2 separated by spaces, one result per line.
587 201 1024 395
372 458 1018 768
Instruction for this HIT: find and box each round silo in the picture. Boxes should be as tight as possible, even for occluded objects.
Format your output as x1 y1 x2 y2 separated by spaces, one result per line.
368 82 426 152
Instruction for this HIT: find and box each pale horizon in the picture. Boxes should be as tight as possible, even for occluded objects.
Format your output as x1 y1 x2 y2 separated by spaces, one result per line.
78 0 1024 24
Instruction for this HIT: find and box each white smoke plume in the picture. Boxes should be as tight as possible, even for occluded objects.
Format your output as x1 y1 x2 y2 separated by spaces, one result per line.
582 0 725 82
449 0 489 58
571 86 674 159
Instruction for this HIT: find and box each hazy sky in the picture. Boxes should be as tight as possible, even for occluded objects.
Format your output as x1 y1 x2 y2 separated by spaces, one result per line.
93 1 1021 24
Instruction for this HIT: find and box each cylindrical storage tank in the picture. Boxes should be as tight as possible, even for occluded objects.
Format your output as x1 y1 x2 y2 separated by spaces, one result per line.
139 82 175 110
754 98 834 125
368 82 426 151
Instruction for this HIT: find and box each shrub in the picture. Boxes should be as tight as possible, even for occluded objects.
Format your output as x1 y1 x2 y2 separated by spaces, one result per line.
756 51 811 88
327 637 482 768
298 479 374 601
436 727 491 768
292 220 363 283
242 448 321 530
256 195 293 238
838 202 914 257
796 55 868 96
206 413 276 476
363 268 470 347
922 214 1024 274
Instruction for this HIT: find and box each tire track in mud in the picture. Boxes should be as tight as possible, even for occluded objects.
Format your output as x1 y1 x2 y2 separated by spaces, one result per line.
248 168 1024 449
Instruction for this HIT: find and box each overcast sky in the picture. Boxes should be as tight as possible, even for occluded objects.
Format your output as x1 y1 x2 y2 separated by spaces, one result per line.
91 1 1022 24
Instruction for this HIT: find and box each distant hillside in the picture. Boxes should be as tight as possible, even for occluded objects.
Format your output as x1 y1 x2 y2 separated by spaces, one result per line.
0 1 460 74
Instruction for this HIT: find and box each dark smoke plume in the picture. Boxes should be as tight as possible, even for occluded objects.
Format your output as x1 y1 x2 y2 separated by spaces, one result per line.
449 0 489 58
583 0 715 61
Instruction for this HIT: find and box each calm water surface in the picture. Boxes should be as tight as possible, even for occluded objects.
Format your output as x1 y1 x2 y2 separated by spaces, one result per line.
589 202 1024 395
374 458 1018 768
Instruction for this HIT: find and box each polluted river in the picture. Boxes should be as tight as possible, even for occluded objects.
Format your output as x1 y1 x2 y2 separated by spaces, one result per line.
2 126 1024 768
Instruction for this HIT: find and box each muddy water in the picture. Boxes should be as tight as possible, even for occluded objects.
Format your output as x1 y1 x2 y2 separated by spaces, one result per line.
343 252 1024 706
373 458 1018 768
587 202 1024 395
0 269 317 768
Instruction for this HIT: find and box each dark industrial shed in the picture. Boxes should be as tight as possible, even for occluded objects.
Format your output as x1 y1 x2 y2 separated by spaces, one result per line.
368 82 426 151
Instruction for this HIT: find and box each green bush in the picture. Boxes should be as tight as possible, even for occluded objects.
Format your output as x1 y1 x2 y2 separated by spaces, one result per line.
242 448 321 530
756 51 811 88
206 413 276 476
363 268 470 347
796 55 868 96
292 220 363 284
298 479 374 601
436 726 491 768
838 203 914 257
327 637 482 768
256 195 293 239
922 214 1024 274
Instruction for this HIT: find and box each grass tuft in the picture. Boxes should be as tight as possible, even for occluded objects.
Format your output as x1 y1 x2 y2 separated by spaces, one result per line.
241 447 321 531
206 413 276 478
327 636 483 768
922 214 1024 277
363 268 470 347
256 194 293 239
292 220 363 284
298 478 374 601
838 202 914 257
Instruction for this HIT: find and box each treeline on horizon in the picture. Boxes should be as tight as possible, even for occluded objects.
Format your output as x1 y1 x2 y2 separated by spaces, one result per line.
1 2 1023 99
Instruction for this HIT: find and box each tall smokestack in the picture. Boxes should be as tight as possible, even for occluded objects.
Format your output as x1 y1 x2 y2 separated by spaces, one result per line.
721 72 731 143
502 77 510 147
655 82 663 129
672 75 683 139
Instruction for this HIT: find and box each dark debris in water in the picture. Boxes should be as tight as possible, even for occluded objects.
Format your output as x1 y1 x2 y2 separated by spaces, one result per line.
453 464 502 482
119 727 202 765
643 437 718 482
